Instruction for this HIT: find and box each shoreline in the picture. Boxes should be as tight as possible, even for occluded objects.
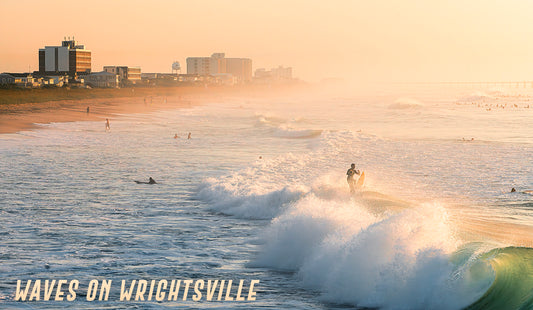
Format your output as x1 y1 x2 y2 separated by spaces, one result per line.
0 93 199 134
0 85 308 134
0 97 197 134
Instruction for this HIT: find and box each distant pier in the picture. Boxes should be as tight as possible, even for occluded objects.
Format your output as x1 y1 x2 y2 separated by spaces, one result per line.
400 81 533 88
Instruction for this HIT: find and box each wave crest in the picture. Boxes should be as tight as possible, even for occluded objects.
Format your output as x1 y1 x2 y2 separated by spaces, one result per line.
255 113 323 139
389 98 424 109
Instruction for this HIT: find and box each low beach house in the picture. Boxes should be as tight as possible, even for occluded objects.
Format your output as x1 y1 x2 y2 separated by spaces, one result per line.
0 73 35 87
0 73 15 85
83 71 119 88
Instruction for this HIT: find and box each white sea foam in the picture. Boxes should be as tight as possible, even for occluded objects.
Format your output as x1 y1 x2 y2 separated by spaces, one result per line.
273 126 323 139
196 131 362 218
255 113 287 126
197 179 306 219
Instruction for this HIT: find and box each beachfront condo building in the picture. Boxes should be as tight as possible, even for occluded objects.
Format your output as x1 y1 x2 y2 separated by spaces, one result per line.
83 71 119 88
187 53 252 83
38 38 91 76
187 53 226 76
226 58 252 83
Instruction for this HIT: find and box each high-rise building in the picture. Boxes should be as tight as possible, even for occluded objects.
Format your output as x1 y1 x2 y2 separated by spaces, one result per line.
226 58 252 82
187 53 252 83
38 37 91 76
186 53 226 76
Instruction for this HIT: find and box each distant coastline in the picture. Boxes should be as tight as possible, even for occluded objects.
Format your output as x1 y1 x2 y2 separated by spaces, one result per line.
0 85 272 107
0 87 159 107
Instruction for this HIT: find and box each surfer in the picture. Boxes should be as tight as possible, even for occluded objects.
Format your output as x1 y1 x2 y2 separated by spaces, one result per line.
346 163 360 193
135 177 157 184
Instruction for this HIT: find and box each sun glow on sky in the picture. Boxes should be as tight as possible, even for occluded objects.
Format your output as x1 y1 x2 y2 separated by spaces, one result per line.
2 0 533 82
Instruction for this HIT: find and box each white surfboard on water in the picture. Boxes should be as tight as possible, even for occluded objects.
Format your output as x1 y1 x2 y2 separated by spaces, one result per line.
356 171 365 188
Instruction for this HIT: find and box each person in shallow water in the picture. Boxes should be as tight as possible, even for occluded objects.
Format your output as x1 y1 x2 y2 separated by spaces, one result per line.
135 177 157 184
346 163 360 193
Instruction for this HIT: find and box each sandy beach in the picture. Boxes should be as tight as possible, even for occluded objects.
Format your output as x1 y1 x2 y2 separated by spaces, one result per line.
0 85 306 134
0 95 196 134
0 87 247 134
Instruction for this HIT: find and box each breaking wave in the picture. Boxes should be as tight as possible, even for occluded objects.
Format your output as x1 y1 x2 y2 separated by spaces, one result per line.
254 113 322 139
197 131 533 309
388 97 424 109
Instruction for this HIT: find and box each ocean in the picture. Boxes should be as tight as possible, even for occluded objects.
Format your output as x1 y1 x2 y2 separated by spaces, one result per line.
1 85 532 309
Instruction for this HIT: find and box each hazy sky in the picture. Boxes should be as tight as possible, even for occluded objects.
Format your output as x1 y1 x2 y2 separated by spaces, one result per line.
1 0 533 82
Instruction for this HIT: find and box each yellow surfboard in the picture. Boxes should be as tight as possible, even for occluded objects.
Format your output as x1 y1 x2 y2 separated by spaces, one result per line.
356 171 365 188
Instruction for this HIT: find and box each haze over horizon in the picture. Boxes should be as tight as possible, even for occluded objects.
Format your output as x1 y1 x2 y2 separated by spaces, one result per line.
2 0 533 83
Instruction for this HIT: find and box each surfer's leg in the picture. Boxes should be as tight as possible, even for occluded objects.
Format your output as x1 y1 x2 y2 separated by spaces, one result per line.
349 180 355 193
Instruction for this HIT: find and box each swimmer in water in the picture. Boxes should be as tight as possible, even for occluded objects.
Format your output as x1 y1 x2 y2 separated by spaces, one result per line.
135 177 157 184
